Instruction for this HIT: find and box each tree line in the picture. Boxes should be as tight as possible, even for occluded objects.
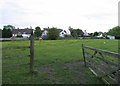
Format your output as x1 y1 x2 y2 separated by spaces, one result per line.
0 25 120 40
34 26 59 40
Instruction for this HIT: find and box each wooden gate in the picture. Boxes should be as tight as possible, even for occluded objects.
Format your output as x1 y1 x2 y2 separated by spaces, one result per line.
81 44 120 84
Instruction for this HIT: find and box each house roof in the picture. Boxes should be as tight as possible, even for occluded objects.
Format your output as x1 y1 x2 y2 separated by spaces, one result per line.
12 29 33 34
57 29 63 33
43 27 49 31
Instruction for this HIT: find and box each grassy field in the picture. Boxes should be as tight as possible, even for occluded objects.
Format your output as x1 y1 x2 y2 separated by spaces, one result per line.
2 39 119 84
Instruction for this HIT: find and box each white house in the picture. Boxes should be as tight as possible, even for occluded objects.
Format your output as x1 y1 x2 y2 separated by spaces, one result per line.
83 30 89 36
107 35 115 39
59 30 67 38
96 34 103 38
12 28 33 38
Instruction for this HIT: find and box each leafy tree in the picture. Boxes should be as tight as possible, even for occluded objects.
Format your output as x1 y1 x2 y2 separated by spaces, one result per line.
3 25 15 30
34 26 42 37
107 26 120 36
93 31 99 36
89 33 93 36
6 25 15 29
76 29 84 37
47 27 59 40
2 26 12 38
71 29 77 38
69 28 84 38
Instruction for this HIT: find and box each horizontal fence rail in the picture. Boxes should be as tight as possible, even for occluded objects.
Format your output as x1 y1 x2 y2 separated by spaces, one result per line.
82 46 120 59
2 46 30 50
81 44 120 84
2 35 34 73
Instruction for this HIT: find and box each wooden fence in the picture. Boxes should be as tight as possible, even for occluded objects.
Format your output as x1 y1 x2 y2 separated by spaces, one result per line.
2 35 34 73
81 44 120 84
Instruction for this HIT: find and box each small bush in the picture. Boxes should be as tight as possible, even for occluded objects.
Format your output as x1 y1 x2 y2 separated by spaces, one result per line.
16 35 23 38
47 27 59 40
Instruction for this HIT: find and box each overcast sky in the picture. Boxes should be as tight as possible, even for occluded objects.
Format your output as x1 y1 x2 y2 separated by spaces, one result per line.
0 0 119 33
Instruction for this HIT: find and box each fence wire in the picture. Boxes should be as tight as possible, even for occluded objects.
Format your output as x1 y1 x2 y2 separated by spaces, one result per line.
2 40 30 72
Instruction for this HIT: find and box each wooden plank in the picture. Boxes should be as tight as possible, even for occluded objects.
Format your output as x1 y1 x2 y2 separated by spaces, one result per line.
101 77 110 84
82 45 120 84
94 55 118 67
84 50 118 67
85 52 119 72
89 67 98 77
88 63 109 77
82 46 120 59
107 75 118 83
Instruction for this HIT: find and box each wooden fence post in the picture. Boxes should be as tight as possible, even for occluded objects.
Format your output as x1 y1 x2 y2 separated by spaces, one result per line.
30 35 34 73
82 44 86 67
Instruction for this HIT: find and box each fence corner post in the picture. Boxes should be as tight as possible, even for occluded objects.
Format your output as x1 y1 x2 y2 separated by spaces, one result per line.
82 44 86 67
30 35 34 73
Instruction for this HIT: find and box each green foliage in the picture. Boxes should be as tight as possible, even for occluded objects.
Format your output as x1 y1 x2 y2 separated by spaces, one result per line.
47 27 59 40
3 25 15 30
93 32 99 36
16 34 23 37
89 33 93 36
76 29 84 37
71 29 77 38
34 26 42 37
2 26 12 38
107 26 120 36
69 28 83 38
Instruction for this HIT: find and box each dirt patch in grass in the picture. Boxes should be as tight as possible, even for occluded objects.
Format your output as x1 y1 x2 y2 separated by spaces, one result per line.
39 64 53 73
63 60 102 84
38 60 103 84
64 60 85 70
39 64 61 84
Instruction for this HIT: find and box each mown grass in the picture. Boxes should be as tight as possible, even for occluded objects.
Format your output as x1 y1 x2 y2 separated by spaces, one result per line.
2 39 119 84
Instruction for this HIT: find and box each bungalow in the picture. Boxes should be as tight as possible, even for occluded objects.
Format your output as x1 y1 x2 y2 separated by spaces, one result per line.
96 34 103 38
107 35 115 39
83 30 90 37
82 30 91 39
59 30 67 38
12 28 33 38
41 27 68 39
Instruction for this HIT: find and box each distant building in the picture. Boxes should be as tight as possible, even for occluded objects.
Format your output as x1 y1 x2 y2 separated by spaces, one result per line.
96 33 103 38
12 28 33 38
107 35 115 39
41 27 68 39
83 30 90 37
59 30 67 38
41 27 49 39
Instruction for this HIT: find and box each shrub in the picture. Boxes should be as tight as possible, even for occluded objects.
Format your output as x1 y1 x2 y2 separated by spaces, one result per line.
47 27 59 40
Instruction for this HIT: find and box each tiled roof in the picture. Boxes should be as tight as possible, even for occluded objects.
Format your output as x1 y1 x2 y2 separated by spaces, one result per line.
12 29 33 34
